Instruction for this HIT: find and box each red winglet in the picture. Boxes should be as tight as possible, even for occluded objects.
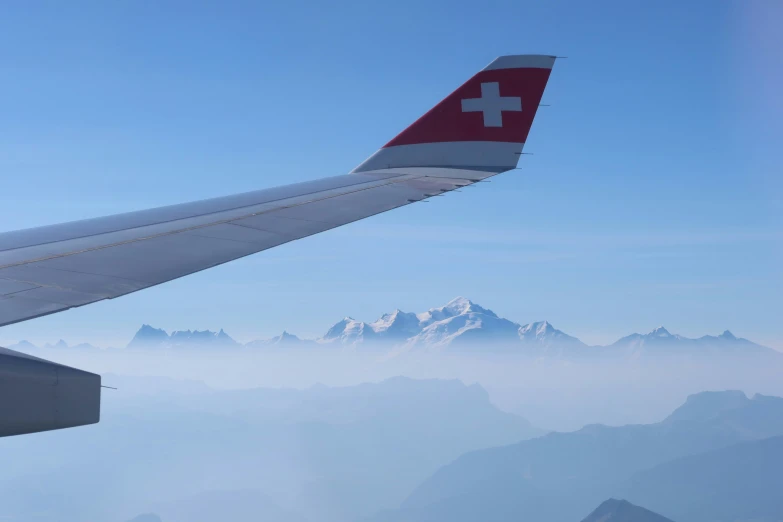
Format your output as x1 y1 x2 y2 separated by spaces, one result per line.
354 55 556 173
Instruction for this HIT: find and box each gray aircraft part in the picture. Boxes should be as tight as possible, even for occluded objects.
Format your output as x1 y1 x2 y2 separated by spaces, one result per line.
0 346 100 437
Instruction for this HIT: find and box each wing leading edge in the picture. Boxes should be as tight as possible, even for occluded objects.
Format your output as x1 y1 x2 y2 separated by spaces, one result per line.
0 55 556 328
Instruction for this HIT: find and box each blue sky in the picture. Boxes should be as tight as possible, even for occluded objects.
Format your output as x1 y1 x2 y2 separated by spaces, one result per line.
0 1 780 348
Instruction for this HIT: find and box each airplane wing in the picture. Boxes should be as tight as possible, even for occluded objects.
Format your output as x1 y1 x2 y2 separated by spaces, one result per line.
0 54 556 329
0 54 556 437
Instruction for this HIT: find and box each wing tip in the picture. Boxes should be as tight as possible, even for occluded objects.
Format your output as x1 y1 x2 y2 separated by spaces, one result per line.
484 55 557 71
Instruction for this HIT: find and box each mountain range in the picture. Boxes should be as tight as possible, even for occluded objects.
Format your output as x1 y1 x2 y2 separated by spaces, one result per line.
369 390 783 522
619 435 783 522
3 371 780 522
126 324 241 350
0 376 541 522
321 298 586 353
5 297 775 357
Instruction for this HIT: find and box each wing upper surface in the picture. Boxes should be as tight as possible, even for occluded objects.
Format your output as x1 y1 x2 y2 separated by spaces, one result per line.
0 169 488 327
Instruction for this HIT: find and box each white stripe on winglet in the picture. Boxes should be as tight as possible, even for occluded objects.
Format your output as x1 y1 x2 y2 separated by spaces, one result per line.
351 141 524 173
483 55 556 71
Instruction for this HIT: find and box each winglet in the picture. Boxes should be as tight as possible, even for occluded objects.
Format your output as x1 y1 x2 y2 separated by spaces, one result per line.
353 54 556 173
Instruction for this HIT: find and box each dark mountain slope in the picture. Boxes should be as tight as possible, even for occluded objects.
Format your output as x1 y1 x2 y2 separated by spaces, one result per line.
581 499 675 522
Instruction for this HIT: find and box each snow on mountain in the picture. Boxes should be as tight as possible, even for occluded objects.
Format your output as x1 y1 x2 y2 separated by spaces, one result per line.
517 320 587 355
321 317 378 345
371 309 422 339
650 326 677 338
612 327 686 355
6 298 770 357
317 299 775 356
405 300 521 351
691 330 771 353
611 326 773 356
319 297 568 353
322 317 355 341
311 298 775 356
519 320 569 343
321 309 423 347
416 296 497 327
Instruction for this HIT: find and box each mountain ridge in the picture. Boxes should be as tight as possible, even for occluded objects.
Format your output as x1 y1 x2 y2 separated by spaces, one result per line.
4 297 774 357
581 499 675 522
621 435 783 522
368 390 783 522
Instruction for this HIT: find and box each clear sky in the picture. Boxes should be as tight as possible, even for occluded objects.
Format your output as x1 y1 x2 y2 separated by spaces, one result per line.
0 1 780 348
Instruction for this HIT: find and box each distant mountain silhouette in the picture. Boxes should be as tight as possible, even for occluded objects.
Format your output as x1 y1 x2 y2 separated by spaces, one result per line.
4 340 37 352
665 389 750 422
581 499 675 522
611 326 771 356
369 390 783 522
127 324 169 348
5 339 100 352
0 376 540 522
622 436 783 522
245 331 316 349
127 324 239 350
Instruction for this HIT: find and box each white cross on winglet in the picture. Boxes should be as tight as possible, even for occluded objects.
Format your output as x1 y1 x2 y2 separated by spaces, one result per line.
461 82 522 127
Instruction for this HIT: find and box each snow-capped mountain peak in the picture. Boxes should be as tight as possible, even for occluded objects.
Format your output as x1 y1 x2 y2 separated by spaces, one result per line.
517 321 585 354
404 299 521 351
7 297 772 357
372 309 407 328
369 309 421 337
416 297 497 327
103 300 774 357
320 297 509 348
611 325 774 356
518 320 557 337
649 326 672 338
322 317 360 341
442 297 475 315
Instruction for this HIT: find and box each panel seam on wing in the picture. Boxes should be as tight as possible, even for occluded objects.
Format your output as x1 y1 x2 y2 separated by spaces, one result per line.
0 174 425 271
